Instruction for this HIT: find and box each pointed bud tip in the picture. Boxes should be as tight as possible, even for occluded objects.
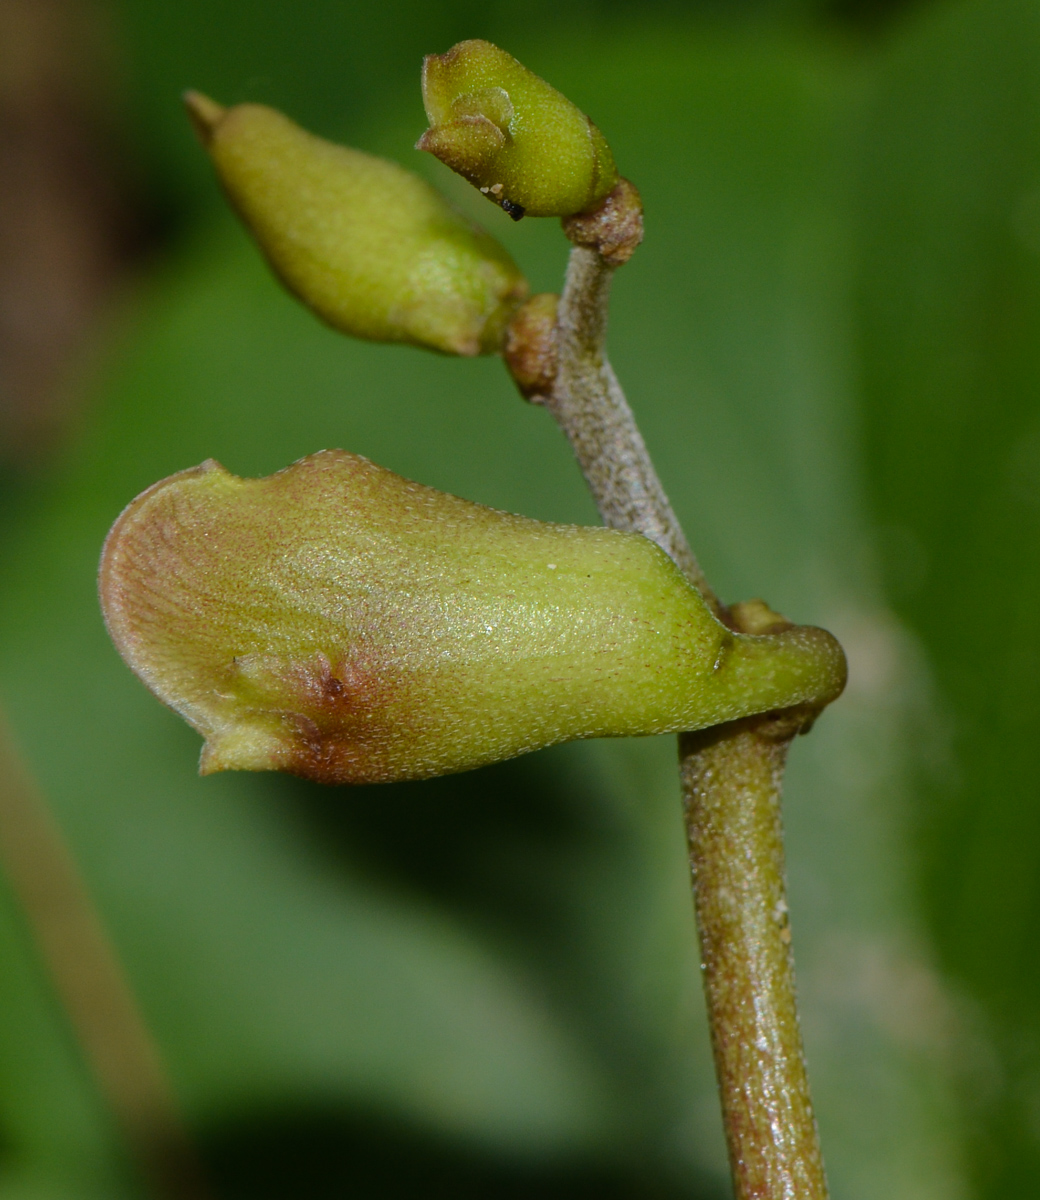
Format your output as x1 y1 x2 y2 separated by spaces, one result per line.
187 100 527 355
199 725 286 776
415 118 506 177
183 90 227 145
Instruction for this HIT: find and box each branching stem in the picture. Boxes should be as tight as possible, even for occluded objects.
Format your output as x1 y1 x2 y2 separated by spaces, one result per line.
549 246 717 607
509 231 830 1200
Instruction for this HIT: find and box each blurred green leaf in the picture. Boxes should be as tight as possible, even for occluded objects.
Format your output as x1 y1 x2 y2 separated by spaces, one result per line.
0 15 974 1199
0 872 136 1199
858 0 1040 1191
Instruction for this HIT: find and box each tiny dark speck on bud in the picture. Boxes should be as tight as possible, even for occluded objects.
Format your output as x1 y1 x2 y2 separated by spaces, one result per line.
501 198 525 221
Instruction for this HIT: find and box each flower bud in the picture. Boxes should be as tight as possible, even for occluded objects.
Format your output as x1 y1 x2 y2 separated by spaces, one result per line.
100 451 846 785
417 40 619 219
185 92 527 356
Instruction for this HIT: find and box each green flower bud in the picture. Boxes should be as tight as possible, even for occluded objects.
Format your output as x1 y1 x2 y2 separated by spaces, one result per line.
100 451 846 786
417 40 619 219
185 92 527 355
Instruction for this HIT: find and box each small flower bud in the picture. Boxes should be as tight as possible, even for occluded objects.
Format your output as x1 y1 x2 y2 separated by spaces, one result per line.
417 40 619 219
100 451 846 786
184 92 527 356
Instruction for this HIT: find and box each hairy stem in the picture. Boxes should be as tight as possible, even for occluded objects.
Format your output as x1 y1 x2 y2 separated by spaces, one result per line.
548 245 717 607
680 717 826 1200
511 234 829 1200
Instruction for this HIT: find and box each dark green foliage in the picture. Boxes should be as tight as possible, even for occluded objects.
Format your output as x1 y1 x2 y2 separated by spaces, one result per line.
858 0 1040 1190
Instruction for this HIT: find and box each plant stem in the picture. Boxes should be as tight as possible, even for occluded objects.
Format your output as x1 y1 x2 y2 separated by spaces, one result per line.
548 245 717 609
680 716 826 1200
511 233 830 1200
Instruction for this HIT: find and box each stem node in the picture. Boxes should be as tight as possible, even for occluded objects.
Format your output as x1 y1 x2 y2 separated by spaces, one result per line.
562 177 644 265
510 226 839 1200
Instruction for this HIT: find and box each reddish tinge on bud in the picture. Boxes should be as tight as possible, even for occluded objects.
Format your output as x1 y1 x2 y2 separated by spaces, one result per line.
100 451 846 786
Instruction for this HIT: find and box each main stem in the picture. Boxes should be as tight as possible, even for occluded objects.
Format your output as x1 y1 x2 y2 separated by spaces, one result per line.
680 718 826 1199
531 238 828 1200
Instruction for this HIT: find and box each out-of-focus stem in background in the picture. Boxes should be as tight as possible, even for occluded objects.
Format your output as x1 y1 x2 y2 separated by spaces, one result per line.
0 4 206 1194
0 0 147 465
0 711 215 1199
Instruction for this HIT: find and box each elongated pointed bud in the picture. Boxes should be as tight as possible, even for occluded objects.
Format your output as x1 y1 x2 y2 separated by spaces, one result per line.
100 451 846 785
185 93 527 356
418 40 618 219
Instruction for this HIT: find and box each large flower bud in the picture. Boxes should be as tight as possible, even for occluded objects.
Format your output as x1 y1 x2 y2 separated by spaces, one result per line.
418 40 618 219
100 451 846 786
185 93 527 355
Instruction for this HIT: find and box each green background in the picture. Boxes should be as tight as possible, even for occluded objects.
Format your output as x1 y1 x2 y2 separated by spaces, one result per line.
1 0 1038 1195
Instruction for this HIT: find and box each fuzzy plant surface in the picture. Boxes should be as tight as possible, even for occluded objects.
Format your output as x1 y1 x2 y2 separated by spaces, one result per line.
96 39 848 1200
